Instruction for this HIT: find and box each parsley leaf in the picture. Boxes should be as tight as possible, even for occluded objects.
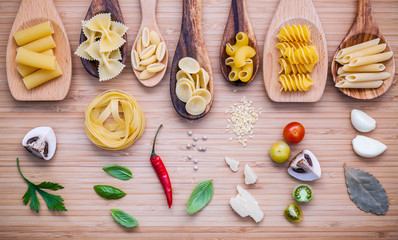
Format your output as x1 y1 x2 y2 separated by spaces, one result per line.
17 158 67 213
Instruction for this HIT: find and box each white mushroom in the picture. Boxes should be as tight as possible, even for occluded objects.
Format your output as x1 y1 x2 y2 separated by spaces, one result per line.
244 164 257 185
351 109 376 133
287 150 321 181
352 135 387 158
22 127 57 160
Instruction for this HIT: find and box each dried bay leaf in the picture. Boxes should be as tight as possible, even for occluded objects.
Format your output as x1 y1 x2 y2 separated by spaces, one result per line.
344 163 388 215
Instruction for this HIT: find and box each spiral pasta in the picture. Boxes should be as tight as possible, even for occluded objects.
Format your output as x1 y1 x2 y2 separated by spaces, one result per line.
278 58 315 75
276 42 307 57
284 46 319 64
279 74 314 92
85 90 145 150
277 25 311 43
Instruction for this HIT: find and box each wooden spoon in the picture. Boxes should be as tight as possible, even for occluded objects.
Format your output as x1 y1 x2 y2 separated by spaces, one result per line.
331 0 395 100
263 0 328 102
79 0 127 78
6 0 72 101
219 0 259 86
132 0 168 87
170 0 213 120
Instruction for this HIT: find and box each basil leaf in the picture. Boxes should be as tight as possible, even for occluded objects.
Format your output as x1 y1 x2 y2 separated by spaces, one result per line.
344 164 388 215
93 185 126 199
103 164 132 181
186 179 214 215
111 209 139 228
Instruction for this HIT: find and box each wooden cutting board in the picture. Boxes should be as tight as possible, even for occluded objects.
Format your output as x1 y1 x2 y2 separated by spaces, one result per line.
0 0 397 239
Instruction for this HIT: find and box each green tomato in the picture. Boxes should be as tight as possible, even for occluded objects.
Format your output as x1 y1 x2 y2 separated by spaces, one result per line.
269 141 290 163
284 203 303 222
293 184 313 203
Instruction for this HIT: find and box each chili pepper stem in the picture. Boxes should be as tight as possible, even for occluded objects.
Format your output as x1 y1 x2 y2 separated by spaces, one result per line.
151 124 163 158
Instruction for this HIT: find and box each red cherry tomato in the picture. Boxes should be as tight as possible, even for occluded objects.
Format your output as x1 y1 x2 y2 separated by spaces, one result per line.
283 122 305 143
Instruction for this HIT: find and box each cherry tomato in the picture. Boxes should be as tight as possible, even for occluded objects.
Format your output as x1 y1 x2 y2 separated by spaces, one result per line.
293 184 313 203
269 141 290 164
284 203 303 222
283 122 305 143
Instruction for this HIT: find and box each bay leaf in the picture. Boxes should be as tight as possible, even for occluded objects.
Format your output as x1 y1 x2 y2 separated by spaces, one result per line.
344 163 388 215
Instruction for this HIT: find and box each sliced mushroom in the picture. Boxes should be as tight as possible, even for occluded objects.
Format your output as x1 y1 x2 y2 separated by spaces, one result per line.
22 127 57 160
288 150 321 181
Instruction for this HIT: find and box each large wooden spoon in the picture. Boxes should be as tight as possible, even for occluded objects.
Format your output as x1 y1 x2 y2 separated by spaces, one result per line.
219 0 259 86
6 0 72 101
79 0 127 78
263 0 328 102
170 0 213 120
132 0 168 87
331 0 395 100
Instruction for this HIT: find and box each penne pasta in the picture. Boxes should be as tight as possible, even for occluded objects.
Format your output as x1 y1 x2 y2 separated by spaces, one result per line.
349 51 393 67
16 49 54 77
18 35 56 53
23 62 63 90
345 72 391 82
342 44 386 64
336 38 380 59
16 47 56 70
335 80 383 89
14 21 54 46
342 64 385 73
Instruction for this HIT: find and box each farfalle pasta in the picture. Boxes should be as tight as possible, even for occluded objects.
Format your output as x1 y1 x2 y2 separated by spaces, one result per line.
75 13 128 81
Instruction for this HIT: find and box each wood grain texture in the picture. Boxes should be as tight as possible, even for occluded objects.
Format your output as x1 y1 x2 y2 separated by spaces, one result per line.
5 0 72 101
219 0 259 86
331 0 396 100
79 0 127 78
132 0 168 87
0 0 398 239
170 0 214 120
263 0 328 102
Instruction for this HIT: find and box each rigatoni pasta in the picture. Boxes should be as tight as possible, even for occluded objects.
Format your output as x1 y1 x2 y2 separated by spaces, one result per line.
16 47 56 70
13 21 54 46
23 62 63 90
18 35 56 52
16 49 54 77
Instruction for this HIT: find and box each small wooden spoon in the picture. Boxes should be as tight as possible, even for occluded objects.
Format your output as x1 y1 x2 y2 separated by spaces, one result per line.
6 0 72 101
170 0 213 120
219 0 259 86
263 0 328 102
132 0 168 87
79 0 127 78
331 0 395 100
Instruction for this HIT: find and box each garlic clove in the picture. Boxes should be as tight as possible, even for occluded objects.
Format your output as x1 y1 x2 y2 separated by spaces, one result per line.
351 109 376 133
352 135 387 158
244 164 258 185
22 127 56 160
225 156 239 172
287 150 321 181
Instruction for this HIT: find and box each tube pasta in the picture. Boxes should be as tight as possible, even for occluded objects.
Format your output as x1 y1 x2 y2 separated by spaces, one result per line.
16 47 56 70
342 64 385 73
226 32 250 57
349 51 393 67
85 90 145 150
18 35 56 53
234 46 256 68
277 25 310 43
336 38 380 59
239 59 253 82
342 44 386 63
14 21 54 46
278 74 314 92
345 72 391 82
23 62 62 90
16 49 54 77
335 80 383 89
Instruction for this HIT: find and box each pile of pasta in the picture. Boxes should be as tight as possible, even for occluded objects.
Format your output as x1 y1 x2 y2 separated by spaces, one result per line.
335 38 393 89
276 25 319 92
75 13 128 81
131 27 166 80
175 57 211 116
14 21 62 90
225 32 256 82
85 89 145 150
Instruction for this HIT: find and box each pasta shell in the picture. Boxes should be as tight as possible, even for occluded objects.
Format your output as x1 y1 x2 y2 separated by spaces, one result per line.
150 31 161 45
135 65 146 72
136 37 142 55
156 42 166 61
139 69 155 80
176 82 193 103
198 68 208 89
203 69 209 86
139 55 157 66
147 63 165 73
177 78 195 92
185 96 206 115
131 49 140 70
192 89 211 104
142 27 150 47
140 45 157 60
176 70 194 82
178 57 200 74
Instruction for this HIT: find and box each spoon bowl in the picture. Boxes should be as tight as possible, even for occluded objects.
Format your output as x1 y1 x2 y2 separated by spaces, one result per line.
79 0 127 78
331 0 395 100
219 0 259 86
132 0 168 87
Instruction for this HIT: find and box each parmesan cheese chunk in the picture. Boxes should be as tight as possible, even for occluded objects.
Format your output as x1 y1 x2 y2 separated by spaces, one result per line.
230 185 264 223
225 156 240 172
244 164 258 185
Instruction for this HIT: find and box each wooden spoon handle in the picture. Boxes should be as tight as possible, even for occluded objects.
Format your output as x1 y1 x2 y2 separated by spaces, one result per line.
357 0 374 22
230 0 248 32
140 0 157 24
86 0 124 20
182 0 202 37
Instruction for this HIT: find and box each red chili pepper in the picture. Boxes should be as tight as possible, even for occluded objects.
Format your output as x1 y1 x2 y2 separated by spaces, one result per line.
150 124 172 208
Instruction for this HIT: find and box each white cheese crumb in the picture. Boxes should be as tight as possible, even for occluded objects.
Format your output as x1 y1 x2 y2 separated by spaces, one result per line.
244 164 258 185
225 156 239 172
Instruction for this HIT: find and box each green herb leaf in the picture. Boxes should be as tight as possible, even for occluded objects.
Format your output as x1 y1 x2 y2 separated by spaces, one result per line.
344 163 388 215
17 158 67 213
102 164 132 181
111 209 139 228
94 185 126 199
186 179 214 215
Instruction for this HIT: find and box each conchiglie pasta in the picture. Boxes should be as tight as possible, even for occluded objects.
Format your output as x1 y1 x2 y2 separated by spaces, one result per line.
278 74 314 92
277 25 311 43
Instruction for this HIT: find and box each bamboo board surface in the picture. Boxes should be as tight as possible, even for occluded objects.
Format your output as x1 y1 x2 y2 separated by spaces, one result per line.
0 0 398 239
